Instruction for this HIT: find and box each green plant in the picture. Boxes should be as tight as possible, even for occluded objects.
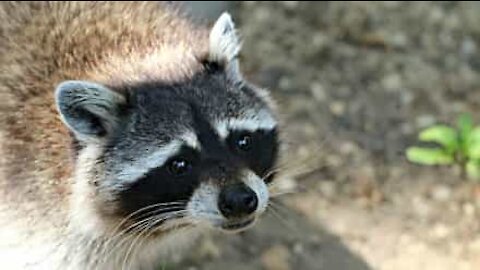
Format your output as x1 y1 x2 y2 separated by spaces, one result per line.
406 113 480 180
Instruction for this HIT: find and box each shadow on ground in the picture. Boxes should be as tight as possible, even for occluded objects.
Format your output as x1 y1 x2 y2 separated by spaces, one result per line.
177 201 372 270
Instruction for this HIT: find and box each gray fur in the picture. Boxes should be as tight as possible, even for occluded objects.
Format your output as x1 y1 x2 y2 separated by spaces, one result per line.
99 73 275 190
55 81 126 143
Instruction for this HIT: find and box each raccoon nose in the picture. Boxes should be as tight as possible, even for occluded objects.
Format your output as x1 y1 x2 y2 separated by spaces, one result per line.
218 184 258 218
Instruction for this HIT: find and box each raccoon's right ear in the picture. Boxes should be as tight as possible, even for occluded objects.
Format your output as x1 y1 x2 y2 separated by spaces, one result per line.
207 12 243 82
55 80 126 143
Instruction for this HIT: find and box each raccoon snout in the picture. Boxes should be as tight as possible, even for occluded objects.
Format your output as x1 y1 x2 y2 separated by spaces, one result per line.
218 183 258 219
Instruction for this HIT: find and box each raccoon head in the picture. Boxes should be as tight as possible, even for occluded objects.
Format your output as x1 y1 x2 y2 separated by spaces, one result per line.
55 13 279 237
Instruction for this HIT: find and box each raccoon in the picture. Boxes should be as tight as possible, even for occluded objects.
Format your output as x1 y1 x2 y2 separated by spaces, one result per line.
0 2 280 269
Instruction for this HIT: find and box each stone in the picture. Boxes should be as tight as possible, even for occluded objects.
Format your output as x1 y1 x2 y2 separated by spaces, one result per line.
261 245 291 270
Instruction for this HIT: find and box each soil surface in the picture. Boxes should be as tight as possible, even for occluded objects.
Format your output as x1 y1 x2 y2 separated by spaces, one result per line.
175 2 480 269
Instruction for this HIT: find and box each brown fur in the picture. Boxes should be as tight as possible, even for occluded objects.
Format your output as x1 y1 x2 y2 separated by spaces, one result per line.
0 2 210 268
0 1 208 218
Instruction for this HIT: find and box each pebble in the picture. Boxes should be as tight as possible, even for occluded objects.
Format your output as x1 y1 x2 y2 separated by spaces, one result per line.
312 33 329 49
382 73 402 92
469 237 480 252
339 141 358 155
413 196 431 218
431 223 450 239
310 82 327 102
415 115 436 128
461 37 476 56
293 243 304 255
261 245 291 270
463 203 475 217
431 185 451 202
329 101 346 116
390 32 409 48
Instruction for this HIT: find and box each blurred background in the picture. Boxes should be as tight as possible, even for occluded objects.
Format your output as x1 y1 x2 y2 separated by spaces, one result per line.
173 2 480 270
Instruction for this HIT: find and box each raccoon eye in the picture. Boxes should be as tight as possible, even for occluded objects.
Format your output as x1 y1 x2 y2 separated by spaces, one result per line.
168 158 192 177
236 134 253 151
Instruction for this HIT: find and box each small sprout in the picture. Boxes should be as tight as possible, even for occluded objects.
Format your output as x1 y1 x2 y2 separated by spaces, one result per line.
406 147 454 166
418 125 457 154
406 113 480 181
467 142 480 160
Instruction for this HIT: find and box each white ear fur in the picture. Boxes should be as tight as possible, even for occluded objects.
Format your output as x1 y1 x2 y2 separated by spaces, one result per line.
209 12 241 64
55 80 126 143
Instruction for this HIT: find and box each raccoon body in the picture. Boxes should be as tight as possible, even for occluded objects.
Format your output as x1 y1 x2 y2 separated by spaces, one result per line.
0 2 279 270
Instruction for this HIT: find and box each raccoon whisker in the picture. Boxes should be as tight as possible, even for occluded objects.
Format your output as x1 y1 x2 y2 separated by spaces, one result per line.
124 224 158 270
261 167 283 182
146 209 188 228
262 167 294 190
104 213 179 267
269 160 307 175
125 201 188 218
268 137 335 179
100 220 151 266
102 209 187 264
268 199 298 217
117 206 187 241
272 162 316 180
266 159 335 197
122 210 188 270
127 205 188 226
144 214 193 254
107 201 188 239
110 205 187 239
127 216 193 270
148 212 192 234
122 218 163 270
270 189 299 198
100 207 186 258
101 216 157 265
103 206 187 248
267 201 300 236
120 220 160 270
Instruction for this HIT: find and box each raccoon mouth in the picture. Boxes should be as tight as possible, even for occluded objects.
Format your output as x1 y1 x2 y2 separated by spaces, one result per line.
221 217 255 232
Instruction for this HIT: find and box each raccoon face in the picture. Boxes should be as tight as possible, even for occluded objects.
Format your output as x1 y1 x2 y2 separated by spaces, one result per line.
55 13 280 235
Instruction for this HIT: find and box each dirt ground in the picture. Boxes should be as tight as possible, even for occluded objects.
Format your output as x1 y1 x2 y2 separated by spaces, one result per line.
176 2 480 270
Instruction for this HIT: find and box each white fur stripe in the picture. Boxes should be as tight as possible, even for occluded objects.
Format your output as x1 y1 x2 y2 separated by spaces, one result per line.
180 131 201 150
114 140 182 187
243 171 269 214
112 131 200 188
214 112 277 139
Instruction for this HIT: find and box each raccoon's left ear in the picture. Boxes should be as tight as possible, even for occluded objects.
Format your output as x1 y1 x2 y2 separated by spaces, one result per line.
208 12 242 81
55 80 126 143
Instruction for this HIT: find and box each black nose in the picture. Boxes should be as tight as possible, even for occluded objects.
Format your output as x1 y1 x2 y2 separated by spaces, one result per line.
218 184 258 218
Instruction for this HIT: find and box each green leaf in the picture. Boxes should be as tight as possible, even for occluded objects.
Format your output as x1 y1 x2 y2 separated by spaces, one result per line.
458 114 474 156
466 160 480 180
418 125 458 152
458 113 473 136
468 127 480 144
406 147 454 165
467 142 480 159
